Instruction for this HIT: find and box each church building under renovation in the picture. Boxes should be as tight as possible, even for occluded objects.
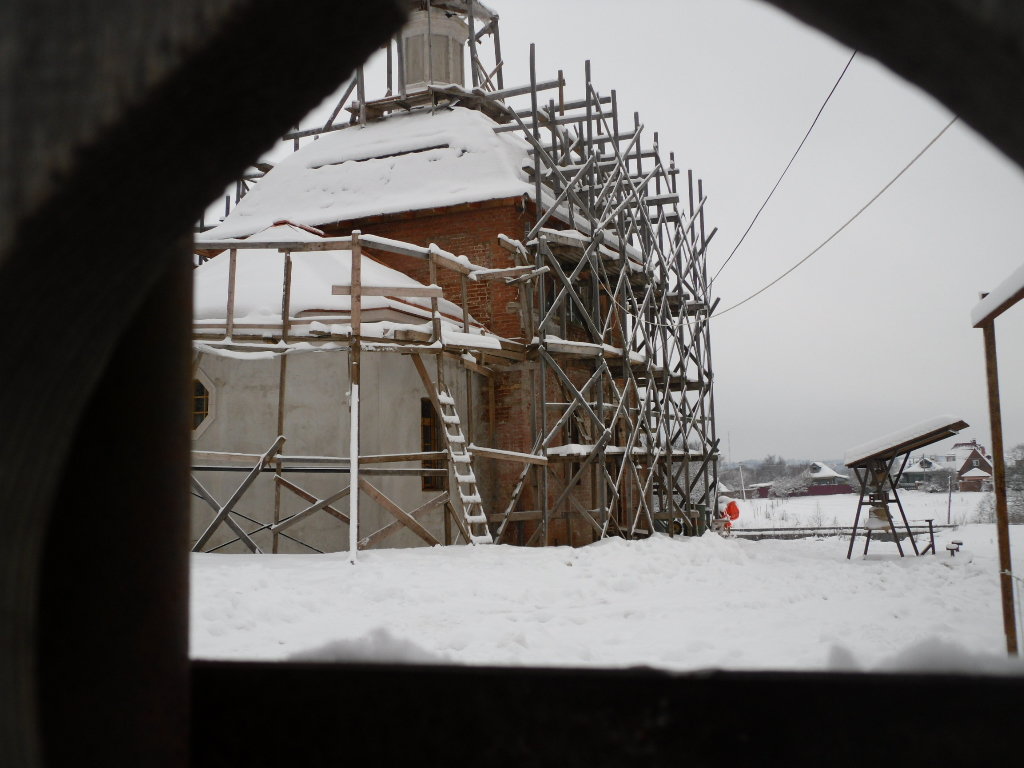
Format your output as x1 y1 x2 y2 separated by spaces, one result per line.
190 0 719 554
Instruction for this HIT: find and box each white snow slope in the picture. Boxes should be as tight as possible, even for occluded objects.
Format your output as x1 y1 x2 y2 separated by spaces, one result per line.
202 108 532 240
191 493 1024 675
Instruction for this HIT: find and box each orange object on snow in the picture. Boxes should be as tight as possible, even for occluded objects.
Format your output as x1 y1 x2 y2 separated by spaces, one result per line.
725 500 740 520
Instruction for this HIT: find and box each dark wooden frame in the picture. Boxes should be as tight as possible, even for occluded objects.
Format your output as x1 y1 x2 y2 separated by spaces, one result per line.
4 2 1024 766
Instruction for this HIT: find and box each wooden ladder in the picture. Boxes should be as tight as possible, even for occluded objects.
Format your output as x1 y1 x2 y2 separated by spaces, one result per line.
436 388 492 544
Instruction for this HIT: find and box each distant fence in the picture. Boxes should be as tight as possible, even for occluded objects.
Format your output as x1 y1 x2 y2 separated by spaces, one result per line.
729 523 957 542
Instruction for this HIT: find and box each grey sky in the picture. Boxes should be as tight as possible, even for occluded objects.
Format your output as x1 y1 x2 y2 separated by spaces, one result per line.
288 0 1024 463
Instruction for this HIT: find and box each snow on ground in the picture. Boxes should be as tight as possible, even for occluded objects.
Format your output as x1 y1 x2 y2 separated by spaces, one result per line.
191 492 1024 675
731 489 978 529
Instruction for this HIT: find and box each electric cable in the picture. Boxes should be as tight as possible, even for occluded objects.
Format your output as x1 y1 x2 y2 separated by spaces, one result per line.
714 115 960 318
710 49 857 288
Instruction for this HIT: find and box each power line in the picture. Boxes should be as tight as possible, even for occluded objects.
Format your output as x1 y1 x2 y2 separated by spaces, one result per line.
710 49 858 288
713 115 960 319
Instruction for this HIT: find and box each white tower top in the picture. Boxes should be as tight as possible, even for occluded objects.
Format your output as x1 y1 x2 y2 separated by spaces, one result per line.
402 7 469 90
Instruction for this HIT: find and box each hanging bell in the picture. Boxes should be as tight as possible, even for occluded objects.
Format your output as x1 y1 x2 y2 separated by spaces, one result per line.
866 506 891 531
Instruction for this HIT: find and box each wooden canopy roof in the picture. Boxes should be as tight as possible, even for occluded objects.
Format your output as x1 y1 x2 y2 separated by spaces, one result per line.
844 416 969 468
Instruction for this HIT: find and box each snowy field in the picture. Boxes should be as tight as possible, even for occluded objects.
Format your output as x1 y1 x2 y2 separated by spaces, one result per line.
731 488 978 529
191 492 1024 674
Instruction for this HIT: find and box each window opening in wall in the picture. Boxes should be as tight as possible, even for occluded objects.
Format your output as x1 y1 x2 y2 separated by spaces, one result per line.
421 398 444 491
567 271 594 329
568 417 582 486
193 379 210 430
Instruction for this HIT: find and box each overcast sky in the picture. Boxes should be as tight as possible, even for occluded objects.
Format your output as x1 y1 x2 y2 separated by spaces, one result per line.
287 0 1024 465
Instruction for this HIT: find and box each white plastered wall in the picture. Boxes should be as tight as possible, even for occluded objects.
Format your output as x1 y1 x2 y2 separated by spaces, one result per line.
191 349 474 554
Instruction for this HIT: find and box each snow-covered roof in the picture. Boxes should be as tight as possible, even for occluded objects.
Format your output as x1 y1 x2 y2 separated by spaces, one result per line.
951 440 986 460
203 108 532 240
961 467 991 479
905 458 944 474
845 415 968 467
194 223 472 326
805 461 847 480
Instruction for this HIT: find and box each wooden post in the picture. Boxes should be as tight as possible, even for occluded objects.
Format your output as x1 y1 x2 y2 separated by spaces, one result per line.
356 65 366 125
226 248 237 339
467 0 479 88
321 78 358 133
396 30 406 98
492 14 504 90
281 252 293 341
947 475 953 524
585 61 596 229
982 319 1019 655
529 42 550 545
488 374 496 446
427 254 442 338
426 0 434 87
386 38 393 96
461 274 474 447
444 496 452 545
348 231 362 563
273 253 293 553
597 363 606 540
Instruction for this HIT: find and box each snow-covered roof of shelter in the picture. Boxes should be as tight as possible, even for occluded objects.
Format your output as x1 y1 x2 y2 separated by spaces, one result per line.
203 108 532 240
972 261 1024 327
806 461 846 480
194 223 472 326
845 415 968 468
961 467 992 479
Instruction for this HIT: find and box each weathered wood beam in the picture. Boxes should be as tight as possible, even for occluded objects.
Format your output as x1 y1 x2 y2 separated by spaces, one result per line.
469 444 548 465
271 479 351 533
194 238 354 251
332 285 444 298
358 477 440 547
192 435 285 552
190 476 263 554
358 492 448 550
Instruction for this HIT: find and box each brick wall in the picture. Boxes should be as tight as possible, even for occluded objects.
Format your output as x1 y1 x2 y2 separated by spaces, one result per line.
322 198 551 536
319 198 632 547
323 197 530 340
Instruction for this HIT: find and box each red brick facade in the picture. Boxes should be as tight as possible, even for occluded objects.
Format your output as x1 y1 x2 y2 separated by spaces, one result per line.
321 198 548 535
318 196 625 546
319 198 643 548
